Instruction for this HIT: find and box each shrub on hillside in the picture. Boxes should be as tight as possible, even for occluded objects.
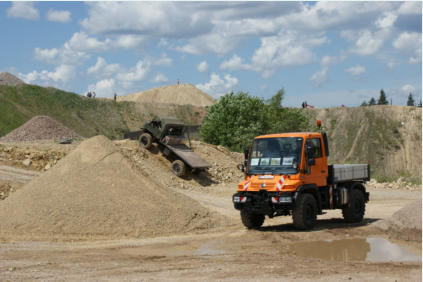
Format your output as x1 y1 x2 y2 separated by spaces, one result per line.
200 90 309 151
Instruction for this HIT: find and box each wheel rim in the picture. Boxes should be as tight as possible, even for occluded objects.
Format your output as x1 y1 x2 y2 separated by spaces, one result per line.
173 164 180 173
141 136 148 146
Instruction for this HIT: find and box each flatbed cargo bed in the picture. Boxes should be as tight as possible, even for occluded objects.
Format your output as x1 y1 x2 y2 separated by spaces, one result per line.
163 143 210 169
328 164 370 184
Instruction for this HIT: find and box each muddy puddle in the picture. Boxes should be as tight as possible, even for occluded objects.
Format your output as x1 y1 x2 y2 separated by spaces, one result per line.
119 240 224 257
282 237 421 263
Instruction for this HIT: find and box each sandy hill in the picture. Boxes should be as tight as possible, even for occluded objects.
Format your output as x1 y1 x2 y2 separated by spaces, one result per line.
0 116 81 142
0 72 25 86
0 136 227 240
118 84 215 107
307 105 422 181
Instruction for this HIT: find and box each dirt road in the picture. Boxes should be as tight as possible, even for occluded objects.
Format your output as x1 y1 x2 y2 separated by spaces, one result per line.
0 185 421 281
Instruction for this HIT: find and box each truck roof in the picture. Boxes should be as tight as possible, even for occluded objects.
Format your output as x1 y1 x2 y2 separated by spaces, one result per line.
254 132 322 139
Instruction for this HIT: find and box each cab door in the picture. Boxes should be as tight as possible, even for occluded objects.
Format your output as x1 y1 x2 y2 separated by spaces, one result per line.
304 137 327 187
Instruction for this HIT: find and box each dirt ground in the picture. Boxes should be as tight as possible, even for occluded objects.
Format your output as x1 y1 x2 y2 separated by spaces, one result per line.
0 140 421 281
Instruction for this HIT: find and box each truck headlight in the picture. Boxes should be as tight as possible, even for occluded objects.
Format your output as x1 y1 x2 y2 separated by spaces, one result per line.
233 196 247 203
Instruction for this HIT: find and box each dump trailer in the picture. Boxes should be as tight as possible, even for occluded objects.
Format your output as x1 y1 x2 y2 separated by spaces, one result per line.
232 130 370 230
138 117 210 177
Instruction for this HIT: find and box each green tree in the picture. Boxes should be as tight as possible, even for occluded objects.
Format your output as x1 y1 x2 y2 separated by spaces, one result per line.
200 90 309 151
368 97 376 106
407 93 415 106
199 91 269 151
360 101 368 106
377 89 388 105
267 88 284 107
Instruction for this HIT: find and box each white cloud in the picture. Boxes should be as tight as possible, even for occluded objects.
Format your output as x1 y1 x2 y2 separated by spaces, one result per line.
151 73 168 84
116 60 150 88
220 54 251 71
87 79 116 98
174 32 242 55
375 12 397 29
66 32 111 52
86 57 121 77
250 33 326 77
114 35 146 49
33 32 113 65
320 56 338 68
398 2 422 15
345 65 366 76
18 65 75 85
310 67 328 86
393 32 422 64
81 2 211 38
152 54 172 67
196 73 238 98
34 48 60 64
401 84 415 93
7 2 39 20
47 9 71 23
344 29 386 55
197 61 209 73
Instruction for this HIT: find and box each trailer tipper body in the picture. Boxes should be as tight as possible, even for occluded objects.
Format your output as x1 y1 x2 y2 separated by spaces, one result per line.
232 131 370 230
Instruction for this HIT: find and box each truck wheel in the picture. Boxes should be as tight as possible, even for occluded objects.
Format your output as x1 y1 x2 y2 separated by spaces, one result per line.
240 210 265 229
292 193 317 230
171 160 186 177
139 133 152 149
342 189 365 223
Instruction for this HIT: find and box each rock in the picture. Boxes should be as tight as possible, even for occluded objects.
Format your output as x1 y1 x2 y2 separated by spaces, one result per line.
44 163 51 170
22 159 32 166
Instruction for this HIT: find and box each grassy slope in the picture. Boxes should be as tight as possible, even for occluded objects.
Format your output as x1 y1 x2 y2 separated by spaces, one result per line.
0 84 139 139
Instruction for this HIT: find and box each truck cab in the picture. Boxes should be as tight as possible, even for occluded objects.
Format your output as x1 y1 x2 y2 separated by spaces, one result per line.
233 131 369 230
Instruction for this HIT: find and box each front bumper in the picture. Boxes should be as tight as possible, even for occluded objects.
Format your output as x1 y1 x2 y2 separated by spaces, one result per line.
232 191 294 216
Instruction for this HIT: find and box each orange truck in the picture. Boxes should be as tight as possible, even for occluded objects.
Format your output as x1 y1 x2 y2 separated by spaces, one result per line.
232 130 370 230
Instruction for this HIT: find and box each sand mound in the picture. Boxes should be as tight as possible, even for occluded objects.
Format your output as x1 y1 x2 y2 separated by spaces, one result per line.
0 136 226 239
376 199 422 241
118 84 215 107
0 116 81 142
0 72 25 86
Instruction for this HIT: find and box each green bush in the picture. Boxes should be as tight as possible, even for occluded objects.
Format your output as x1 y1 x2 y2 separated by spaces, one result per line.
200 90 309 151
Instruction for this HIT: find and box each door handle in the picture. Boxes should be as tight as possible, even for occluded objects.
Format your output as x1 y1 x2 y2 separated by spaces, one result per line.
321 170 326 173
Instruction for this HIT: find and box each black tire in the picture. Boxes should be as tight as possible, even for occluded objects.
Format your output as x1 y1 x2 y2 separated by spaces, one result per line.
240 210 265 229
139 133 152 149
292 193 317 230
342 189 365 223
171 160 186 177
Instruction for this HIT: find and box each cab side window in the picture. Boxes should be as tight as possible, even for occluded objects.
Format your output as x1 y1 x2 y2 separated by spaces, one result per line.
310 138 322 158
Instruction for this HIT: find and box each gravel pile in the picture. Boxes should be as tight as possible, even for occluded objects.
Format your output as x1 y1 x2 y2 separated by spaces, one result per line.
0 116 81 142
0 136 227 240
376 199 422 241
0 72 25 86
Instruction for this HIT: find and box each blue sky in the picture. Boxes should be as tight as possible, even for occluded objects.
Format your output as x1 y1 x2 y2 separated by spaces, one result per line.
0 1 421 107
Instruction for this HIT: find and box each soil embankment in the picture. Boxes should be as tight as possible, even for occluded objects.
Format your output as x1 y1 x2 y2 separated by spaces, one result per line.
308 106 422 180
0 136 229 240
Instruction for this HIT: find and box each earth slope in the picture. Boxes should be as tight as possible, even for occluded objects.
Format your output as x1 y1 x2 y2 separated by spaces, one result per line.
0 136 227 239
308 106 422 180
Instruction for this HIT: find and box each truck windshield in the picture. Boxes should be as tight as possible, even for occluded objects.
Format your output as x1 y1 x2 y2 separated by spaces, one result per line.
248 137 303 175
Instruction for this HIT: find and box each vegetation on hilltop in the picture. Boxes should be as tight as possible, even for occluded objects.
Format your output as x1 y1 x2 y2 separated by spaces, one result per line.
0 84 137 139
